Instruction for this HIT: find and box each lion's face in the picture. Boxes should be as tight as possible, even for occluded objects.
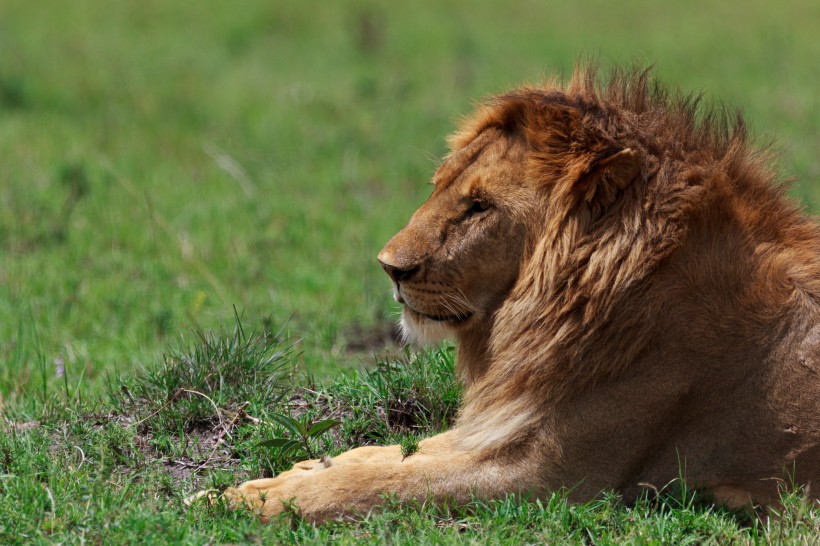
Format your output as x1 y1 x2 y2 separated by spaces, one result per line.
378 128 537 344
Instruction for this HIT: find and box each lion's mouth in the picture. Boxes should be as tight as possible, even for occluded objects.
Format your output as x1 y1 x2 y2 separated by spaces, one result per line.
405 305 473 324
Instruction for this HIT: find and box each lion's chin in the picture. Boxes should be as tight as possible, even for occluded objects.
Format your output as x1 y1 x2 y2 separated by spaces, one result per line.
399 307 464 345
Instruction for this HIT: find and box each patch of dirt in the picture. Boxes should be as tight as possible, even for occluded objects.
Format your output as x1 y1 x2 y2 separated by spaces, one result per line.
386 397 427 431
126 408 248 485
344 321 403 354
37 385 392 494
32 362 450 493
44 409 251 490
154 430 238 484
283 386 447 450
4 419 40 431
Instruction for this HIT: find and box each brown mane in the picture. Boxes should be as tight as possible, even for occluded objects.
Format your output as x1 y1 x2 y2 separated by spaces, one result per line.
456 65 820 451
450 65 744 161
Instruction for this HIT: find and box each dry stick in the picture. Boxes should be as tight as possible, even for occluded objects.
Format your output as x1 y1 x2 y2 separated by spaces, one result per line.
132 390 182 428
244 412 290 429
173 459 203 469
181 389 226 435
192 401 250 474
244 414 265 425
202 142 257 198
73 446 86 472
299 387 333 401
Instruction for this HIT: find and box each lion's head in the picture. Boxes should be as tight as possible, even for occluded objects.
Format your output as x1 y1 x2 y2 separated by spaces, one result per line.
379 71 647 385
377 128 534 347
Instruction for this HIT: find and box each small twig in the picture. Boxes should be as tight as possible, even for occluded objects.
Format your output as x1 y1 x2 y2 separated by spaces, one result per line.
172 459 203 469
132 390 182 428
638 482 661 502
44 486 56 515
73 446 86 472
192 401 249 474
244 413 275 427
299 388 332 401
202 141 257 197
174 459 236 473
182 389 225 434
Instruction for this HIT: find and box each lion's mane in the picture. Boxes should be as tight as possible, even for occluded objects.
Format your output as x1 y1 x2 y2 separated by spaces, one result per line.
453 66 820 454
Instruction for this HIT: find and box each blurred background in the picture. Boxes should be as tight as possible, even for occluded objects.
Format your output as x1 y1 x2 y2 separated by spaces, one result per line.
1 0 818 405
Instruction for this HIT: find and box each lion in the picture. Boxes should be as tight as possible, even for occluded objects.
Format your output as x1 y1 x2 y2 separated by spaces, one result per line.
221 66 820 522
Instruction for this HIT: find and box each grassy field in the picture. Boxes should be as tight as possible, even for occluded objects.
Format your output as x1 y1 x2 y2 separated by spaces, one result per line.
1 0 820 543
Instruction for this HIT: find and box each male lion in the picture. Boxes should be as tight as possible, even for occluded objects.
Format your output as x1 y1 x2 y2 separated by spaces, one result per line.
223 66 820 521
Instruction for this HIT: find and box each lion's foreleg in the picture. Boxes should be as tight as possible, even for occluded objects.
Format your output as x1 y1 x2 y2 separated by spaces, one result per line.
223 430 541 522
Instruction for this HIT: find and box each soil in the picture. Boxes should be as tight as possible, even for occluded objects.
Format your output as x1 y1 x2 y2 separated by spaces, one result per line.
344 321 403 353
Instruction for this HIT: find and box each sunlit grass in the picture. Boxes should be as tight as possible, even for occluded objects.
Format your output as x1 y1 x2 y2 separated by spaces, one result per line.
1 0 819 543
1 0 818 401
3 324 820 543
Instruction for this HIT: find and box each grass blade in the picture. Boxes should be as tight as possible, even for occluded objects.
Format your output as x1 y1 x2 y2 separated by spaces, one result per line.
306 419 342 438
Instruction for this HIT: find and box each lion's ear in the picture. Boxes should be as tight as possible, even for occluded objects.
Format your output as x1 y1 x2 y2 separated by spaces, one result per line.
572 147 642 205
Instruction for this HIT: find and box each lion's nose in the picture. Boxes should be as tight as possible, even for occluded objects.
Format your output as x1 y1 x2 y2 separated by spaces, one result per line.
378 260 420 283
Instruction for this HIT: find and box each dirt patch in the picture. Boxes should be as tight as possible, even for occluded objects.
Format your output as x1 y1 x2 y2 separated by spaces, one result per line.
4 420 40 431
128 408 248 485
344 321 403 353
282 385 450 449
386 397 427 431
44 410 250 490
154 430 239 484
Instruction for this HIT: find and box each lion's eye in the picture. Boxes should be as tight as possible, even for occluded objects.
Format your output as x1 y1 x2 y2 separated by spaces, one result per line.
468 200 492 216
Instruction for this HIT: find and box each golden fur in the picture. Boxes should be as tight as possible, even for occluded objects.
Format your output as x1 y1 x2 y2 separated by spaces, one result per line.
218 66 820 521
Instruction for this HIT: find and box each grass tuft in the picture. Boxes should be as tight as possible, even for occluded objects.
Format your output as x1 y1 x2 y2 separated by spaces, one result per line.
249 346 460 473
3 322 820 543
111 315 293 436
330 346 461 441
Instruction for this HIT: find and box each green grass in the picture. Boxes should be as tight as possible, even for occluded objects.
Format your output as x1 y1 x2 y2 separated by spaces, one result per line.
1 0 820 543
2 0 820 403
2 325 820 544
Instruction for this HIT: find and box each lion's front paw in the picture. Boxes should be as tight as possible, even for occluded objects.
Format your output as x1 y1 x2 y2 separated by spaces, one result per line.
219 458 333 520
183 483 276 516
183 488 219 508
219 478 293 520
186 457 335 520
